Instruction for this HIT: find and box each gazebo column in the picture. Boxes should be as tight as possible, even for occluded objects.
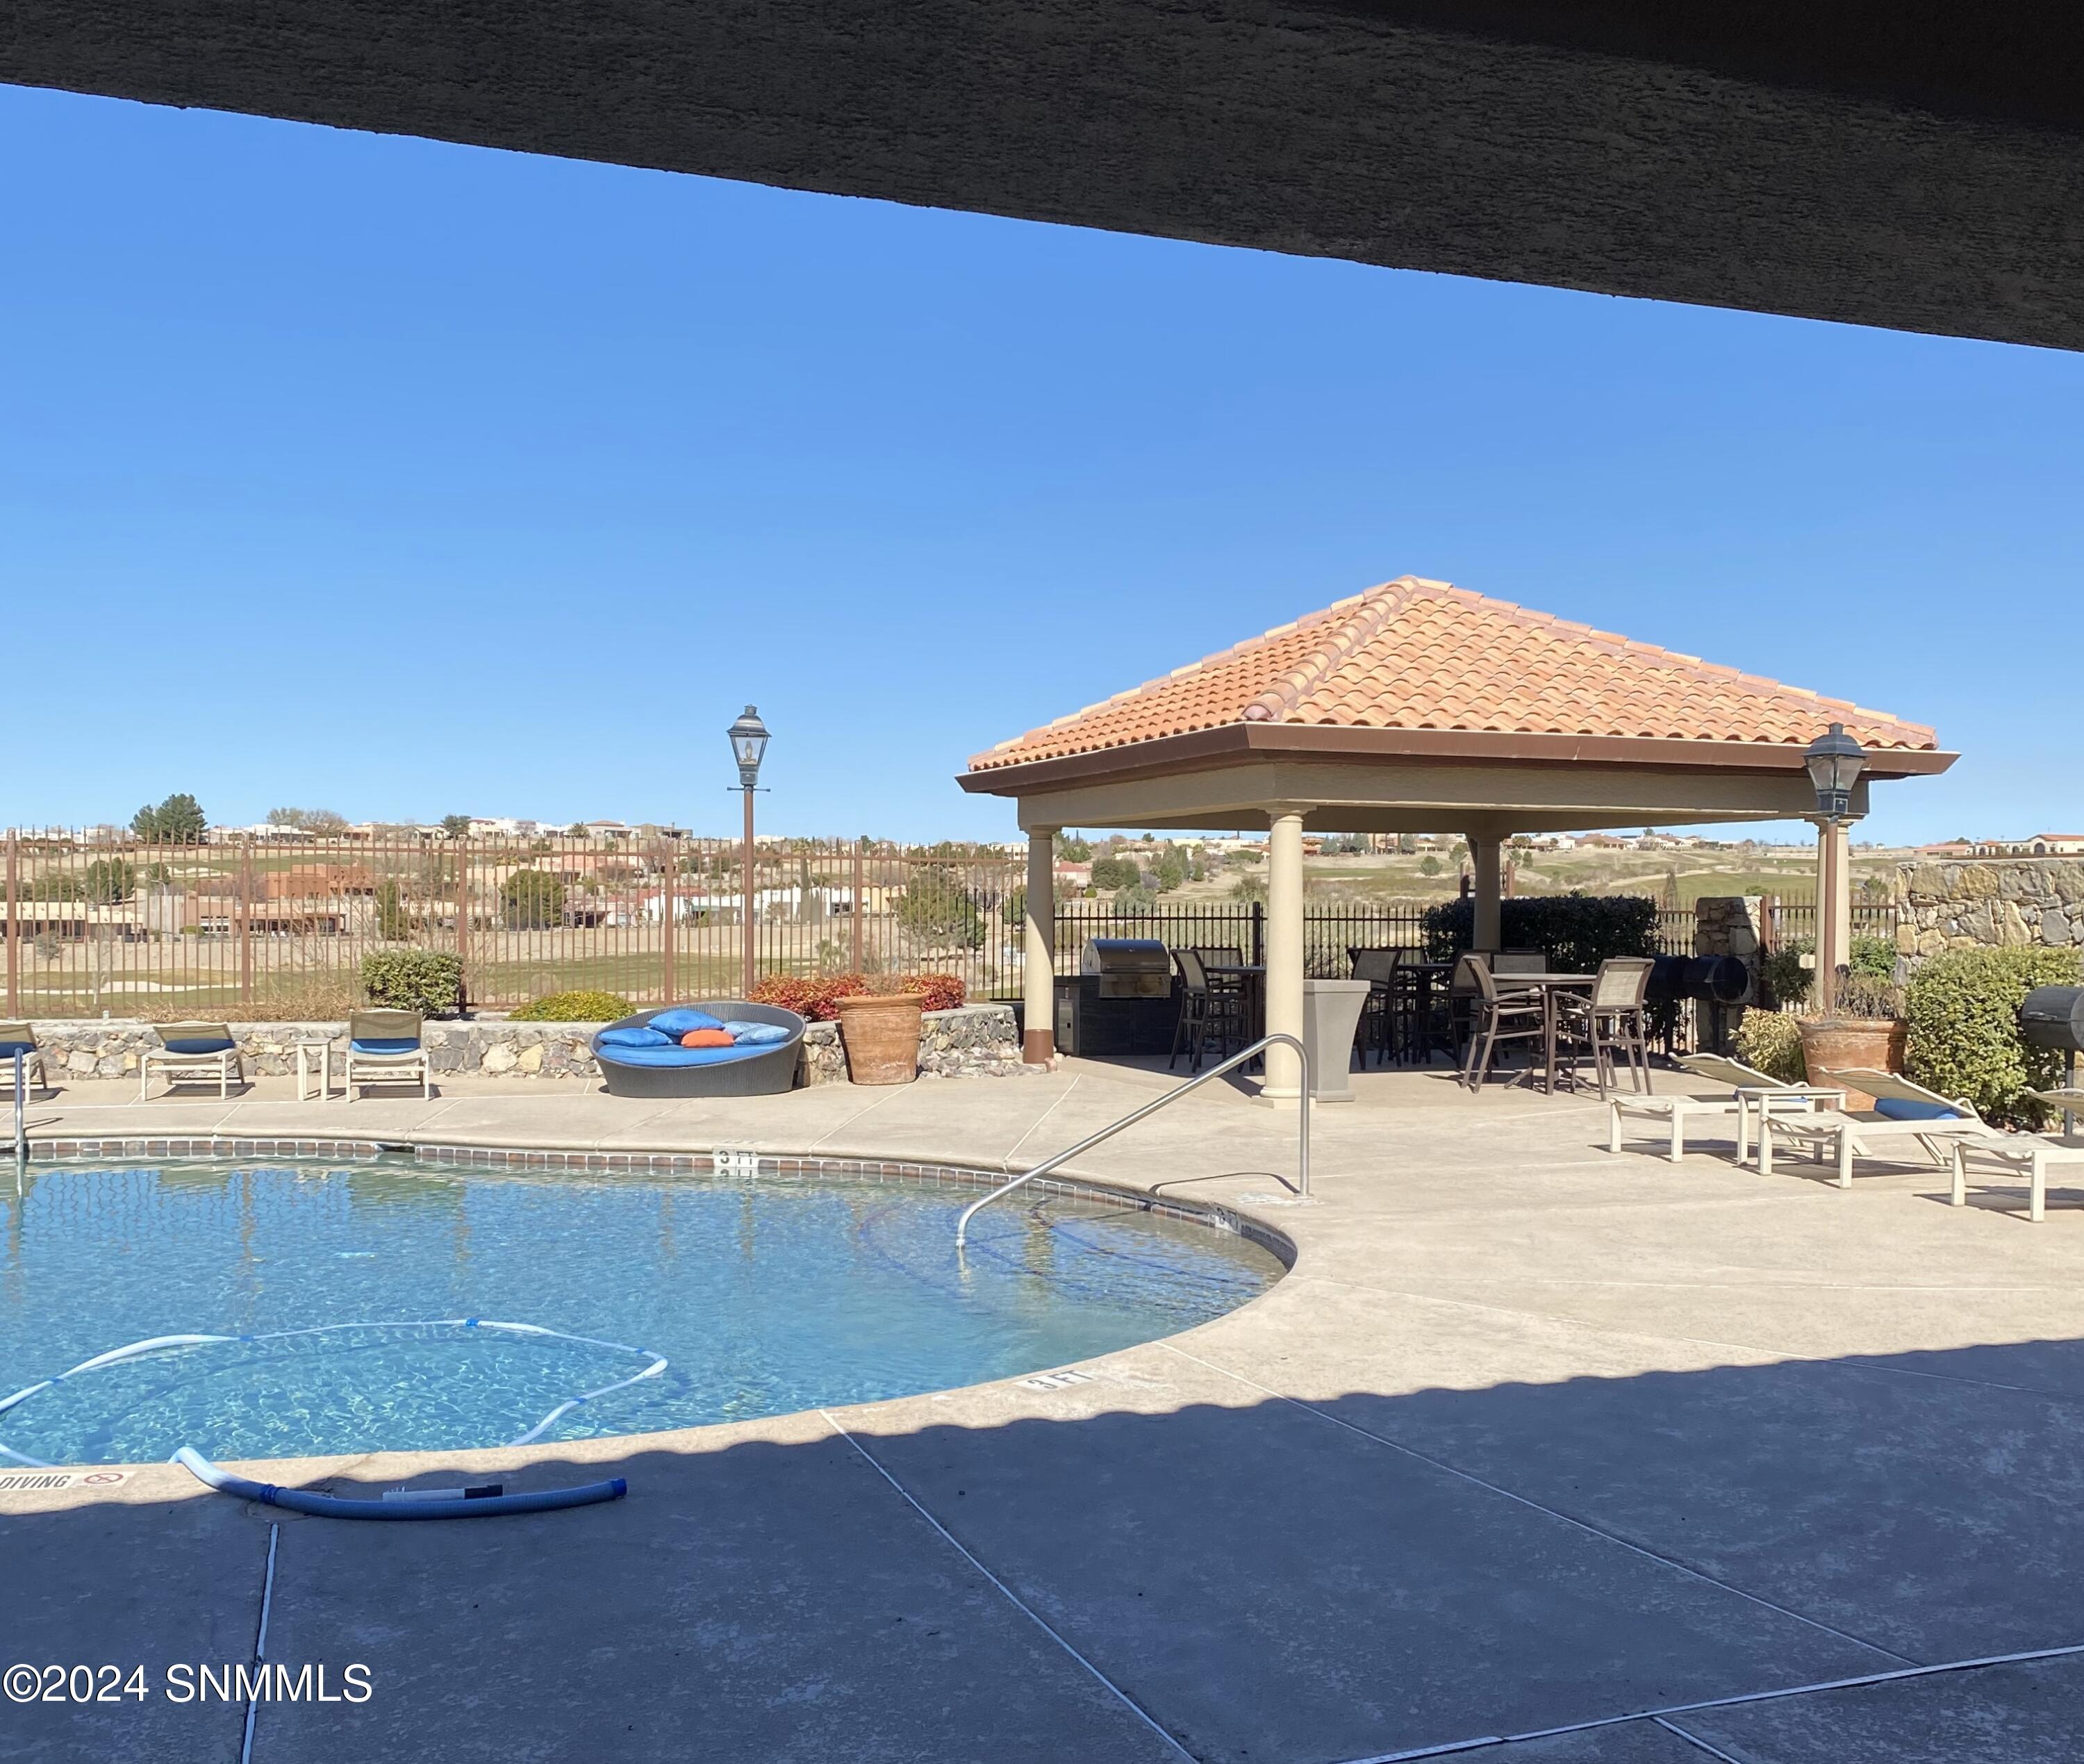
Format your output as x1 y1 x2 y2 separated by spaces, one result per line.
1812 817 1852 1011
1469 834 1505 951
1023 825 1058 1063
1263 805 1309 1105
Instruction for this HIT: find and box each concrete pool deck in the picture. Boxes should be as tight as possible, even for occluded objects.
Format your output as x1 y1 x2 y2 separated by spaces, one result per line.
10 1057 2084 1762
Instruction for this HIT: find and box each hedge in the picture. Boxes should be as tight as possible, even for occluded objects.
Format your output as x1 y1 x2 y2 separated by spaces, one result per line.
1904 946 2083 1128
511 989 632 1022
360 949 465 1016
1421 894 1662 975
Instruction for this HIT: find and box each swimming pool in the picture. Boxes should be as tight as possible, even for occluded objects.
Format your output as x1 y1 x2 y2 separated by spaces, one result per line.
0 1155 1284 1465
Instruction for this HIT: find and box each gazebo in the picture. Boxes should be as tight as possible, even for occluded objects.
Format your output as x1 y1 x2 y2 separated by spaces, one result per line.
960 576 1953 1099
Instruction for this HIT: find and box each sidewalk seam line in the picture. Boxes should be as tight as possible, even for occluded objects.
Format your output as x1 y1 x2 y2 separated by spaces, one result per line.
816 1409 1196 1763
1653 1714 1752 1762
1334 1640 2084 1761
1002 1077 1084 1168
1159 1341 1913 1667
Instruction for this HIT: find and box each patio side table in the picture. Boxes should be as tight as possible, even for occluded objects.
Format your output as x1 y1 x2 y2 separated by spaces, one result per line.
295 1037 336 1103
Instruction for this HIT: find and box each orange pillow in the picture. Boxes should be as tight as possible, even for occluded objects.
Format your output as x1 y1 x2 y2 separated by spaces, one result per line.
680 1029 736 1048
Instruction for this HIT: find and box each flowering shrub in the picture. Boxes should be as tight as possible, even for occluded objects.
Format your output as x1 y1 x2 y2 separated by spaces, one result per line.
748 972 967 1020
746 976 839 1018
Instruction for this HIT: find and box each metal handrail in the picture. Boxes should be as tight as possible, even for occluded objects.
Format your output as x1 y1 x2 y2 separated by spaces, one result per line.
954 1033 1310 1249
10 1051 26 1169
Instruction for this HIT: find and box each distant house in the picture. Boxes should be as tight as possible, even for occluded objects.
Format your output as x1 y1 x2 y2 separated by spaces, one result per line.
2031 834 2084 856
264 865 374 900
1916 841 1975 858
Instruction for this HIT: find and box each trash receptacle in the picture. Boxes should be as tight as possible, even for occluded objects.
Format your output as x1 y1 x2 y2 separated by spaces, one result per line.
1302 980 1373 1103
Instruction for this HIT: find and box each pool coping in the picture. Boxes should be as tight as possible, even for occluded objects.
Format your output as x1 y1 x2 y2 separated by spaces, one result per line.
6 1130 1300 1484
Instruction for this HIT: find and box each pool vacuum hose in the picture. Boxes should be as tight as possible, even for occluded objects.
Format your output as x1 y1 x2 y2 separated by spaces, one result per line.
173 1446 626 1519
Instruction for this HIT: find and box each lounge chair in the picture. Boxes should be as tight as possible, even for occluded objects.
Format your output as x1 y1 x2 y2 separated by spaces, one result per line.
591 1003 804 1097
1756 1068 2001 1187
1944 1089 2084 1223
1607 1053 1843 1164
140 1023 244 1101
340 1009 430 1100
0 1023 53 1099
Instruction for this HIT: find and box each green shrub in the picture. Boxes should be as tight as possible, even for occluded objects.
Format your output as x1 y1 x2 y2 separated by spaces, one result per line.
510 989 633 1022
82 857 136 905
1904 946 2083 1127
501 868 566 930
1761 934 1895 1009
1759 939 1810 1009
1089 855 1141 891
892 865 984 950
374 878 410 941
1422 893 1661 975
1850 935 1896 980
360 948 465 1016
1732 1008 1806 1084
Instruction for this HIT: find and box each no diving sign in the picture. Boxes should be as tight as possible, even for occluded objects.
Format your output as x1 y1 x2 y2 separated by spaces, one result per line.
0 1469 130 1494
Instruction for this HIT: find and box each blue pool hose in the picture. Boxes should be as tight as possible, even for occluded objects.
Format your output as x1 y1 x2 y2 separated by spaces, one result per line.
173 1446 625 1519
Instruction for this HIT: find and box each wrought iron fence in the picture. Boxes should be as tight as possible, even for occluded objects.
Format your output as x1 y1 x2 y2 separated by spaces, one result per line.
0 830 1023 1017
1762 900 1896 949
1048 900 1436 980
0 827 1903 1020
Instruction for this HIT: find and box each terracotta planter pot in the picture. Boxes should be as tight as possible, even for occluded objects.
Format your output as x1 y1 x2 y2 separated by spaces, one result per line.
1798 1017 1908 1110
832 993 923 1086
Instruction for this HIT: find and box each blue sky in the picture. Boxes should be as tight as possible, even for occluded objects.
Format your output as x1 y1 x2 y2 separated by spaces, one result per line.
4 85 2079 846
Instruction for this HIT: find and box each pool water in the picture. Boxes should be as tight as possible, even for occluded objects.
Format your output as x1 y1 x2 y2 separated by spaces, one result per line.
0 1159 1283 1465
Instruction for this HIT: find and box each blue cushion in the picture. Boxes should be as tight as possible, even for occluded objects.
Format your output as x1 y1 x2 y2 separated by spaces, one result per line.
598 1025 675 1049
162 1037 235 1055
349 1037 420 1055
593 1041 772 1068
723 1021 792 1046
1874 1096 1960 1121
650 1007 726 1036
0 1040 35 1058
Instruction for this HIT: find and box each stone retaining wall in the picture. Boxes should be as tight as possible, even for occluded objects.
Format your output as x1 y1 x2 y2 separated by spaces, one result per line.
1894 859 2084 962
15 1005 1028 1087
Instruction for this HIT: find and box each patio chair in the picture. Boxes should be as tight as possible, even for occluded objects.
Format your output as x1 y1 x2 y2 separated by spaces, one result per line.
1552 957 1655 1101
341 1009 431 1100
1349 948 1400 1066
1456 954 1545 1092
1944 1089 2084 1223
140 1023 244 1101
1756 1068 2002 1187
1168 950 1241 1074
0 1023 53 1099
1493 949 1547 976
1189 947 1250 1021
1607 1053 1844 1164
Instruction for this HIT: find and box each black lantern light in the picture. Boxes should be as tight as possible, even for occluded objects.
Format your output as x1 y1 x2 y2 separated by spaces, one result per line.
1803 722 1867 823
727 705 770 791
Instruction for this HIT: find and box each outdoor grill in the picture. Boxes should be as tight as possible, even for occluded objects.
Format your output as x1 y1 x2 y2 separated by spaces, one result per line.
2019 986 2084 1055
2021 986 2084 1132
1081 939 1174 1000
1644 953 1752 1055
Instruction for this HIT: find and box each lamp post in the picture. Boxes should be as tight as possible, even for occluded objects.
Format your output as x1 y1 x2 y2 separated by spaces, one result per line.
1803 722 1867 1013
727 706 770 998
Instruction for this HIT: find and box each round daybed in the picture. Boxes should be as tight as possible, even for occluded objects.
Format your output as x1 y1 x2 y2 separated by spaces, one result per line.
590 1002 806 1098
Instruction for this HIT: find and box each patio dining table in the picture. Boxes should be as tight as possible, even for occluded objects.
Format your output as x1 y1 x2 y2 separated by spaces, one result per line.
1486 971 1596 1094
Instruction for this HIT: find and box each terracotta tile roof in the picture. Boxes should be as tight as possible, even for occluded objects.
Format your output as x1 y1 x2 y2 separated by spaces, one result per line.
968 577 1937 771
